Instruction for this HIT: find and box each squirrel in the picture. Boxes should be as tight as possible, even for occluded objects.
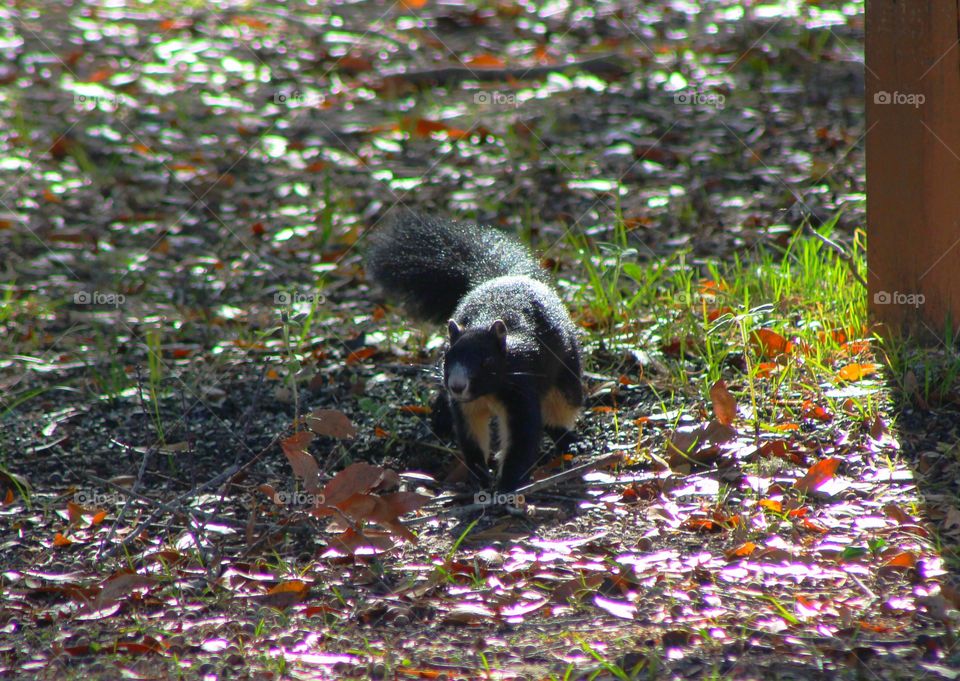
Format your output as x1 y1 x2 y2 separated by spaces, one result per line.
366 213 583 492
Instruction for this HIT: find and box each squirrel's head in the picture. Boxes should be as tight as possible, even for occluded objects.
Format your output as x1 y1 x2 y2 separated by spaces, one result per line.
443 319 508 402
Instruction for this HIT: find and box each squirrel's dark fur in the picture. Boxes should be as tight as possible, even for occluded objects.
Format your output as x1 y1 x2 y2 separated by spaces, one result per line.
366 213 583 492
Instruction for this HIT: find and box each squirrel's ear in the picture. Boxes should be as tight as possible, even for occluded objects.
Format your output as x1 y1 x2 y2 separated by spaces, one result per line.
448 319 462 341
490 319 507 351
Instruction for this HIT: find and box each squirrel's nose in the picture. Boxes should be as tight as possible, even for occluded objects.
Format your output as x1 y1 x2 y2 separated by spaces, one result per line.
447 363 469 397
448 377 468 396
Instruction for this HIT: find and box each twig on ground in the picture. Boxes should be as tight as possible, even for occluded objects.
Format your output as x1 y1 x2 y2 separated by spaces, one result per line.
87 475 241 527
95 440 155 559
407 452 623 524
515 452 623 495
382 54 627 87
99 464 240 560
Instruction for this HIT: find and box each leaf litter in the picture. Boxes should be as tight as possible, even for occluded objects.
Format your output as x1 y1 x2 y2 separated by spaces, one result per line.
1 0 959 679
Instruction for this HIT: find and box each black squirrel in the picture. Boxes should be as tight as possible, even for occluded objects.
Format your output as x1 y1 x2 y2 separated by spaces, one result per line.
366 213 583 492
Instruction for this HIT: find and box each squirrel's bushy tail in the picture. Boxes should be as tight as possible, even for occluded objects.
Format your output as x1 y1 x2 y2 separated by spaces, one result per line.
365 212 546 323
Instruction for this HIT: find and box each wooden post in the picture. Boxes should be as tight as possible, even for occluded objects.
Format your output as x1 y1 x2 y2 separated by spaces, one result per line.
866 2 960 337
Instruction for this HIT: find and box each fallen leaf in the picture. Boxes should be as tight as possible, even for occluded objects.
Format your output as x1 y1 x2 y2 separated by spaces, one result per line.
281 431 321 493
725 542 758 559
752 328 790 358
793 458 841 494
466 54 506 68
258 580 310 609
801 400 832 422
837 363 877 382
304 409 357 439
710 379 737 425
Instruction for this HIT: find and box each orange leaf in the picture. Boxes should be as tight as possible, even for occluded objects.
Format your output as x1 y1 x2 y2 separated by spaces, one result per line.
346 347 376 364
757 439 793 461
801 400 832 422
84 68 114 83
793 457 841 494
466 54 506 68
882 551 916 569
54 532 73 547
836 363 877 382
698 279 728 294
400 405 431 414
801 518 828 533
159 18 193 31
681 517 723 532
709 379 737 426
755 362 779 378
759 499 782 513
707 306 733 322
818 328 848 344
260 580 310 609
752 329 790 358
725 541 758 559
840 340 871 354
232 15 271 31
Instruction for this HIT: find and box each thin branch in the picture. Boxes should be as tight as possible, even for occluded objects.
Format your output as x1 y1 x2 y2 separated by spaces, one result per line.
804 222 868 288
383 54 627 87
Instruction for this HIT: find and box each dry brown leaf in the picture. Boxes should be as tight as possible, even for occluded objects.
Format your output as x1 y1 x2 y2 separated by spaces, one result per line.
304 409 357 439
255 580 310 610
710 379 737 425
320 462 385 507
281 431 321 493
